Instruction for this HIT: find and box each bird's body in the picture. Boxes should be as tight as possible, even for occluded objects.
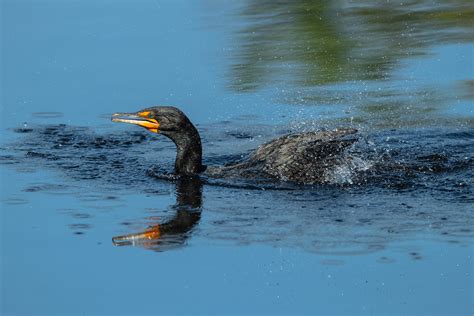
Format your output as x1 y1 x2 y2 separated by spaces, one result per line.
112 106 358 185
206 129 357 184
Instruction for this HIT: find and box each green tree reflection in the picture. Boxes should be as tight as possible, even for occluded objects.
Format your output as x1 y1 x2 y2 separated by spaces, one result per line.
231 0 473 90
228 0 473 127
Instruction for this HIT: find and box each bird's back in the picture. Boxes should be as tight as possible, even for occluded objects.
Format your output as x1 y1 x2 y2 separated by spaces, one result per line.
206 128 358 184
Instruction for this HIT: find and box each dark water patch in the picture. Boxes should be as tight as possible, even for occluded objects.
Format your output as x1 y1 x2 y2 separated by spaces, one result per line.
443 130 474 139
26 151 59 160
0 154 20 165
377 256 396 264
409 252 423 260
78 193 118 202
56 209 94 236
69 223 91 230
12 127 34 134
416 153 449 163
2 124 160 191
447 240 461 244
71 213 92 219
233 114 261 121
2 196 29 205
32 112 64 118
226 131 255 139
144 207 165 213
14 166 37 173
22 182 73 194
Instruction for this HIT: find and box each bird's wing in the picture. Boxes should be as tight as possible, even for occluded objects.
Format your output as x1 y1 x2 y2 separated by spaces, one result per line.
253 128 357 161
253 129 358 183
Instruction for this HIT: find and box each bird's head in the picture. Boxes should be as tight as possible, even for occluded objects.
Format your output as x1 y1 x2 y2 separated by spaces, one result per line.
112 105 204 175
111 106 193 137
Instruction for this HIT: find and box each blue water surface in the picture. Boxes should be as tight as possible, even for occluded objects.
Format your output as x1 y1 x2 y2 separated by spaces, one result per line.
1 1 473 315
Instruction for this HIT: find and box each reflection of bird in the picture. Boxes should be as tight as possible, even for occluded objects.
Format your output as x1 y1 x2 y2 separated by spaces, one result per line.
112 176 203 250
112 106 357 184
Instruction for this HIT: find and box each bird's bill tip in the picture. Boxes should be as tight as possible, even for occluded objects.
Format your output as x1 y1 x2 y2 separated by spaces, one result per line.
111 112 160 133
112 225 162 246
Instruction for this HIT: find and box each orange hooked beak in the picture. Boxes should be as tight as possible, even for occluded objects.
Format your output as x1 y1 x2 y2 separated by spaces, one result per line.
111 111 160 133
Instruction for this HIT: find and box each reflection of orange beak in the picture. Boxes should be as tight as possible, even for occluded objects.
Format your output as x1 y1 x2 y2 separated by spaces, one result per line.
112 225 161 246
111 112 160 133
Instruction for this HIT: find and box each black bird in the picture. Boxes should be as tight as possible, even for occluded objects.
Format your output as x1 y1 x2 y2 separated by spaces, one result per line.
112 106 357 184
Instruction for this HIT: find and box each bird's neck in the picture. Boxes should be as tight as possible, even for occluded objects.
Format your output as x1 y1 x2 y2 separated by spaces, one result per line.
171 124 204 176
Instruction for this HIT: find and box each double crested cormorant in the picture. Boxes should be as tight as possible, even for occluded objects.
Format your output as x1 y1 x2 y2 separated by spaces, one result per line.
112 106 357 184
